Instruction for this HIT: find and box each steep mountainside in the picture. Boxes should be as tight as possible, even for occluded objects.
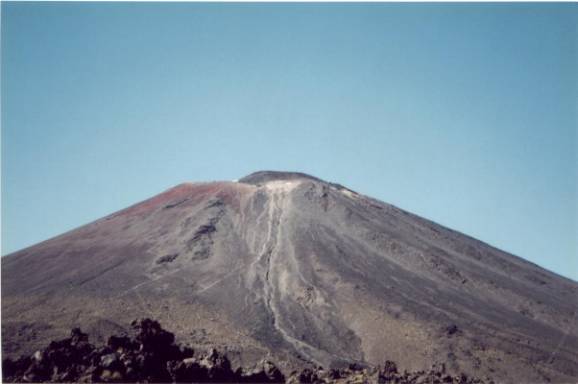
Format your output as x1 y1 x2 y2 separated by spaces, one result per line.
3 171 578 382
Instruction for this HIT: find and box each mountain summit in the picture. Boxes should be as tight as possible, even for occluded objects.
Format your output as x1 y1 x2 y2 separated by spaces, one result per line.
2 171 578 382
239 170 325 184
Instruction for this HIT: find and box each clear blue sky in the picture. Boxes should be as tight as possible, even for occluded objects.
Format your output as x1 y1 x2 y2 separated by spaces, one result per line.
2 3 577 281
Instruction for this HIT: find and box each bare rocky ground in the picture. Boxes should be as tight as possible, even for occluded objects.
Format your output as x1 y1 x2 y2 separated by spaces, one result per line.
2 171 578 383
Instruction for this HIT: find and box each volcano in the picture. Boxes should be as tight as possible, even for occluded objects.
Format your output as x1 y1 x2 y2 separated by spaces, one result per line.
2 171 578 382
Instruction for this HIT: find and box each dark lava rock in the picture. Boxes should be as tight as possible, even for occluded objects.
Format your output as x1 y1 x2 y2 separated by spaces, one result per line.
296 368 322 383
239 359 286 383
167 357 209 383
107 335 135 352
1 317 489 384
2 318 285 383
379 359 399 381
446 324 459 336
156 253 179 264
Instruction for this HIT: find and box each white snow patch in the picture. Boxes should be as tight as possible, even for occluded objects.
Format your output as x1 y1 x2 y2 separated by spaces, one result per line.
340 188 358 199
263 180 301 192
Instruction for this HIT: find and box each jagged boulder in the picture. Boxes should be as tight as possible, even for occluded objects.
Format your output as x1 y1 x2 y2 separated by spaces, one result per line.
378 360 399 382
294 368 322 383
198 348 233 380
131 318 177 354
167 357 209 382
238 359 285 383
107 335 135 353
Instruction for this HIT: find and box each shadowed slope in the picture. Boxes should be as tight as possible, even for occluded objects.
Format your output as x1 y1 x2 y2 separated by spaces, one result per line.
2 171 578 382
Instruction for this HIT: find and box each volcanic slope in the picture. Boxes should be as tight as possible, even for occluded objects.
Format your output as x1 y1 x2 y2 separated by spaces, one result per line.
2 171 578 383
